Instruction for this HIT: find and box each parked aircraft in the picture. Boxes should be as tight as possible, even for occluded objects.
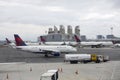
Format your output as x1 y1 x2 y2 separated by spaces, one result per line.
6 38 16 48
6 37 40 48
14 34 77 57
6 38 11 44
39 36 77 46
111 43 120 48
74 35 113 48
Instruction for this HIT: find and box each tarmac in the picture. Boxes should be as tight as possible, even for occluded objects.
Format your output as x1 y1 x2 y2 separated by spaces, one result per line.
0 61 120 80
0 47 120 80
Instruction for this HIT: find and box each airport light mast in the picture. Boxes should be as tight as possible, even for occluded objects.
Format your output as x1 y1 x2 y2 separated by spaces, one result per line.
111 27 113 35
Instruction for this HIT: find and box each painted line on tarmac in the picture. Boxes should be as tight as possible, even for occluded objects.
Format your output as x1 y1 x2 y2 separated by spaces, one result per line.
0 62 26 65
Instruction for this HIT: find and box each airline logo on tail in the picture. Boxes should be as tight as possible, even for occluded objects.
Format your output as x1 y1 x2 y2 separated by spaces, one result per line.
74 35 81 42
6 38 11 44
112 40 120 44
14 34 27 46
40 36 46 44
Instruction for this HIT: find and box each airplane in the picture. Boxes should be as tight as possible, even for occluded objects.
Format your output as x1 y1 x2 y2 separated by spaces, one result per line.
6 37 40 48
74 35 113 48
40 36 66 45
40 35 114 48
6 38 11 44
39 36 77 46
111 43 120 48
14 34 77 57
6 38 16 48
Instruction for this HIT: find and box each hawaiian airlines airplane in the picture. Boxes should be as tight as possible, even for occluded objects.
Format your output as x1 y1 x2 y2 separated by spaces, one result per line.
14 34 77 57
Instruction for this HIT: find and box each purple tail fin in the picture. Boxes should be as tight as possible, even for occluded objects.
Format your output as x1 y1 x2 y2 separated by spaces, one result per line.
6 38 11 44
40 36 46 44
74 35 81 42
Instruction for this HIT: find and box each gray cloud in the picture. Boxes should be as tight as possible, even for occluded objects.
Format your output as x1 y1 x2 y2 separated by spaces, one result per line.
0 0 120 40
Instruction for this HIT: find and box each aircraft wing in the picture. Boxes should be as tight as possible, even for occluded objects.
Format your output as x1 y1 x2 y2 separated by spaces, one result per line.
41 48 60 53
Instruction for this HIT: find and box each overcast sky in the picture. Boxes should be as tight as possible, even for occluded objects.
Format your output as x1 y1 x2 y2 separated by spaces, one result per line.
0 0 120 41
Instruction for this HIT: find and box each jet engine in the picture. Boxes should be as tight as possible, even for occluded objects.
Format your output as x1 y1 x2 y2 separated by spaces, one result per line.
52 52 60 56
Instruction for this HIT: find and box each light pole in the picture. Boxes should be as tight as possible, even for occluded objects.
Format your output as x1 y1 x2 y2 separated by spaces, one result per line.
111 27 113 35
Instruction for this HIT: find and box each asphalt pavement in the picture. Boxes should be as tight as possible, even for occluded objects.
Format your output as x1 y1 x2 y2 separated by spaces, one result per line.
0 47 120 63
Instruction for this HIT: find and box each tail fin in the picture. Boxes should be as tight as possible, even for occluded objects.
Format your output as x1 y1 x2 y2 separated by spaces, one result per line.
112 40 120 44
14 34 27 46
74 34 81 42
6 38 11 44
40 36 46 44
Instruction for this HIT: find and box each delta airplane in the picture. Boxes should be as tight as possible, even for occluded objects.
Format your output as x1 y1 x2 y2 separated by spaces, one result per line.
14 34 77 57
111 44 120 48
40 35 113 48
74 35 113 48
6 38 40 47
6 38 16 48
40 36 77 46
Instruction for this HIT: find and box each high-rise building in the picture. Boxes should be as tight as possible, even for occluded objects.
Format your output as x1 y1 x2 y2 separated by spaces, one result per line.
54 26 58 33
67 25 73 40
59 25 65 34
48 28 54 34
39 25 81 42
67 25 72 35
75 25 80 36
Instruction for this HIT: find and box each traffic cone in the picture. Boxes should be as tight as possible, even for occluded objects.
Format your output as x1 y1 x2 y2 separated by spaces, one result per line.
6 74 9 79
60 68 63 72
30 67 32 72
75 70 78 75
58 68 60 72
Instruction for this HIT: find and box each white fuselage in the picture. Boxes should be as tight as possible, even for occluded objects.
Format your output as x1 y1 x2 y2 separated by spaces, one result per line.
40 41 113 47
80 41 113 46
8 42 40 48
16 45 77 53
41 41 77 45
112 43 120 48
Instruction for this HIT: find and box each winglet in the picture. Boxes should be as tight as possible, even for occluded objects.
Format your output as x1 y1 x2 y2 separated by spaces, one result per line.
14 34 27 46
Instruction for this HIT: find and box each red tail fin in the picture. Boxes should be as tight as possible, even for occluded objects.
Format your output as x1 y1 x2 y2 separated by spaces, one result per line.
74 35 81 42
40 36 46 44
112 40 120 44
14 34 27 46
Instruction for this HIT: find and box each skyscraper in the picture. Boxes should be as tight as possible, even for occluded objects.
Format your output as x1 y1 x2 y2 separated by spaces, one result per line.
75 25 80 36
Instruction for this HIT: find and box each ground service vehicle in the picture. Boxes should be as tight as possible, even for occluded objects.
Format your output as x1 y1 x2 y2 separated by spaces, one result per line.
47 70 58 80
40 70 58 80
64 54 109 64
